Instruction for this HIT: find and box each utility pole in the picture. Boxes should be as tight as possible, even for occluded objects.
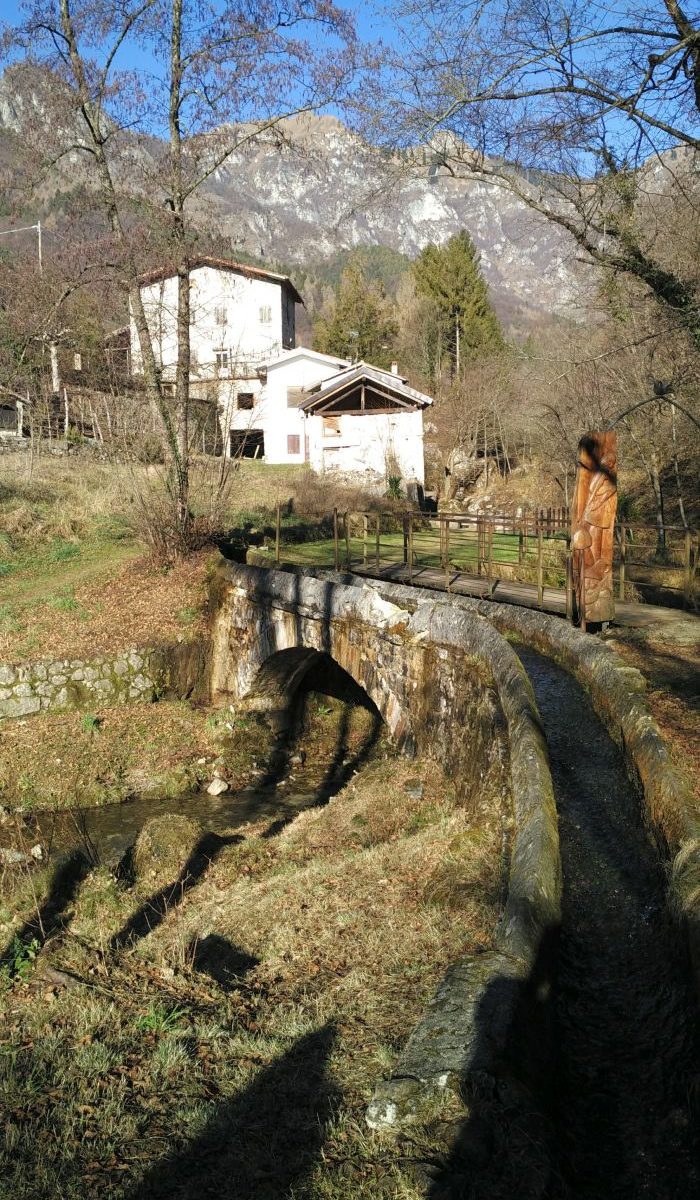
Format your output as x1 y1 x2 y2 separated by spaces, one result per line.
0 219 61 399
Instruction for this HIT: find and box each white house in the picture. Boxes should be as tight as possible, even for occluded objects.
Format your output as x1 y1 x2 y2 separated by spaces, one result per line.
231 348 432 490
130 255 301 386
129 258 432 489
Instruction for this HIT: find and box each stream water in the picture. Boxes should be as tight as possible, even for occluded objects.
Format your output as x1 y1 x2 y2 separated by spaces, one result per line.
516 648 699 1200
25 778 324 866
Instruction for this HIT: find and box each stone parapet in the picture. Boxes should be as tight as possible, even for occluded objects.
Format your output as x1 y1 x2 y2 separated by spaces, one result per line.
212 562 562 1130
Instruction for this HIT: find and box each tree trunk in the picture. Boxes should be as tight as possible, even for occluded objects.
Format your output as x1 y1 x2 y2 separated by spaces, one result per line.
650 448 667 557
169 0 191 545
670 404 688 529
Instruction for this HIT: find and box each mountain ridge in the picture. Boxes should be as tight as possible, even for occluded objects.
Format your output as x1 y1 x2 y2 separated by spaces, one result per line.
0 65 585 329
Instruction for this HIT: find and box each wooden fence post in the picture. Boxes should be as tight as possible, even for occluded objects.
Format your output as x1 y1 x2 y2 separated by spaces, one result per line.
445 519 450 592
333 507 339 571
275 502 281 564
363 514 368 567
537 527 544 608
477 516 482 577
487 520 493 592
408 514 414 583
565 533 574 623
619 524 626 601
684 530 692 606
344 511 351 570
375 513 380 571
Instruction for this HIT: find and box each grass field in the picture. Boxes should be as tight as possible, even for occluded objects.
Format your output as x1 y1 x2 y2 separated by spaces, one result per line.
262 526 569 585
0 695 507 1200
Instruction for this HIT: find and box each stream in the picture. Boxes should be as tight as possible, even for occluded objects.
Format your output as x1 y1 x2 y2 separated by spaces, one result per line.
25 776 324 866
516 647 699 1200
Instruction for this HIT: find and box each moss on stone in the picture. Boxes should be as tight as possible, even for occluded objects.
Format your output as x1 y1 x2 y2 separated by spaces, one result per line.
132 814 202 889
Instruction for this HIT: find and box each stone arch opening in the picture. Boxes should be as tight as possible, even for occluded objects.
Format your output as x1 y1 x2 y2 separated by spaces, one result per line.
248 648 380 724
243 647 385 814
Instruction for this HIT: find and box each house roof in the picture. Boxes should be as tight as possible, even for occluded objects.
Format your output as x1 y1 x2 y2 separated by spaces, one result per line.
300 361 433 414
137 256 304 305
263 347 351 372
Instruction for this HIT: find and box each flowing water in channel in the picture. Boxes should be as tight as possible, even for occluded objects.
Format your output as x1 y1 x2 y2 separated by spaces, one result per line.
516 647 699 1200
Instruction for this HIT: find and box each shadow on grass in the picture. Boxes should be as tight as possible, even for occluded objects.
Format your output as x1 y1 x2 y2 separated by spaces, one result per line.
0 848 91 969
110 832 242 953
126 1023 338 1199
189 932 259 992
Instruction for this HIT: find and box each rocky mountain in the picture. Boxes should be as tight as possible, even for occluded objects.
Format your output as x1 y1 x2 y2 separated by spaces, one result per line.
205 115 583 328
0 67 584 329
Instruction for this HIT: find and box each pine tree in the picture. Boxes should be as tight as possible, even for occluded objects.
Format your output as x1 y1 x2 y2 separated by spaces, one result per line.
413 231 502 379
313 265 399 368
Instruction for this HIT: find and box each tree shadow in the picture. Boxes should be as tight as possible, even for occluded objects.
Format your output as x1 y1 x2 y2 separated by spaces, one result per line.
110 832 242 953
425 932 560 1200
188 932 259 992
125 1023 338 1199
0 848 91 967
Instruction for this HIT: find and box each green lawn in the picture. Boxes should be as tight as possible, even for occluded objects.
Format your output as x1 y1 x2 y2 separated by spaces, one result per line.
264 526 568 580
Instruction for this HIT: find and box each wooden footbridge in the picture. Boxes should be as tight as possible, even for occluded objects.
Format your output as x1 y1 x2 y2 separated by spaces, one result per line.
260 507 698 629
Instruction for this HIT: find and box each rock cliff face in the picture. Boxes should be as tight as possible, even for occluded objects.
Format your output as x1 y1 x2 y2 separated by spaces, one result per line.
204 115 583 322
0 67 583 323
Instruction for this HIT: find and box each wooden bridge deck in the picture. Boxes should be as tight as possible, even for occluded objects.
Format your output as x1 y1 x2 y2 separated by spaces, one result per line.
347 559 696 630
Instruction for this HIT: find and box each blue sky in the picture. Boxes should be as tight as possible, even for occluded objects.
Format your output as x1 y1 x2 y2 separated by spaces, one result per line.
2 2 397 134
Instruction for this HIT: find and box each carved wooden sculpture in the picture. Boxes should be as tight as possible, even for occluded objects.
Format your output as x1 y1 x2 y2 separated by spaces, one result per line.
571 431 618 627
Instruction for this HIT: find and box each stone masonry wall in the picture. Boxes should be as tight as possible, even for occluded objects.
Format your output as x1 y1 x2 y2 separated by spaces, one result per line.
0 650 161 720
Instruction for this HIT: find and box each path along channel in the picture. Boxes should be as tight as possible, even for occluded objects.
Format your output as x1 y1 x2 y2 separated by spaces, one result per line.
516 648 699 1199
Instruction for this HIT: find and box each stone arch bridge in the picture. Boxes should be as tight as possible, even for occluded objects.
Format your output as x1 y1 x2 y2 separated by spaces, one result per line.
210 562 540 809
209 562 696 1133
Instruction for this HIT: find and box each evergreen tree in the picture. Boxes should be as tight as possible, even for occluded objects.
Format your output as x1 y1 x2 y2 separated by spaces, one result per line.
413 231 502 379
313 265 399 368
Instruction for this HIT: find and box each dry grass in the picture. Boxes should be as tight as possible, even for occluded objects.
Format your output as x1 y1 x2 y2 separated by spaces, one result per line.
0 451 382 664
0 700 269 812
0 724 506 1199
608 632 700 805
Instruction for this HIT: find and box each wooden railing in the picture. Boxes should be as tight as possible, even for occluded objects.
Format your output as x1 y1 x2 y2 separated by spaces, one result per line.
268 506 698 616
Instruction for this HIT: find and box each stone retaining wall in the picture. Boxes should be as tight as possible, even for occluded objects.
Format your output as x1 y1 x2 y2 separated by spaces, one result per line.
0 639 210 720
0 651 161 719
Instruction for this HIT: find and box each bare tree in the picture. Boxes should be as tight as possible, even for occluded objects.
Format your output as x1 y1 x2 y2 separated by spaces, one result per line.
6 0 360 553
380 1 700 351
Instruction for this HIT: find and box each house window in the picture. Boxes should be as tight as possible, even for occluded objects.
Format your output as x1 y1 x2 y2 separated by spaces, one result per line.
237 392 255 410
73 352 82 371
323 415 341 437
215 349 229 372
214 305 227 325
287 386 305 407
287 434 300 455
259 305 272 324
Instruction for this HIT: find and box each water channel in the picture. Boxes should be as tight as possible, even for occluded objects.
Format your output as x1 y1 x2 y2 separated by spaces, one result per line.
517 647 699 1200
